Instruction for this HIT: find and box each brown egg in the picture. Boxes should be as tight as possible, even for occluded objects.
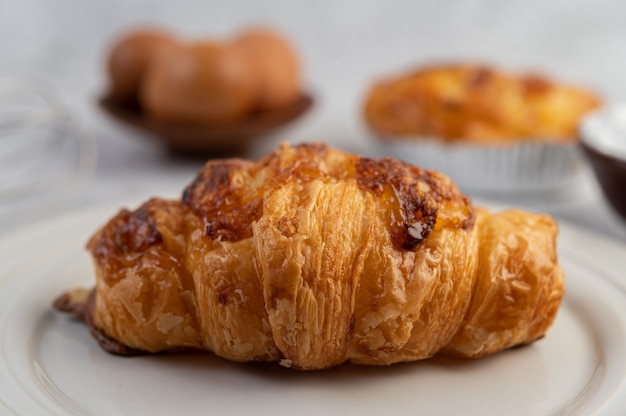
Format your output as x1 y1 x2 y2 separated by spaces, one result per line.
234 28 301 111
141 41 256 125
107 29 178 105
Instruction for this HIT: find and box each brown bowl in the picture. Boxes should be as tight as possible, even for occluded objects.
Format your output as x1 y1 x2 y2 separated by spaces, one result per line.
99 93 313 156
579 107 626 222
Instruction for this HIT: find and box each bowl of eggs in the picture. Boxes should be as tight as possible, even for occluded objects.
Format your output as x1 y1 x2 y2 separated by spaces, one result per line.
100 27 313 155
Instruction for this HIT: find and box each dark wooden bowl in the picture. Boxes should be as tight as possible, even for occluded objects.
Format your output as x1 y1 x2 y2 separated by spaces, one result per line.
581 140 626 222
99 93 313 156
579 106 626 222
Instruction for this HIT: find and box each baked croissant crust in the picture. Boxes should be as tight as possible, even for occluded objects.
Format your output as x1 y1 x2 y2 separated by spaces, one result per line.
54 142 564 370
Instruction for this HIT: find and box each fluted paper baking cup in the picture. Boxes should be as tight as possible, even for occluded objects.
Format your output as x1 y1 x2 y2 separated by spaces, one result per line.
372 136 585 194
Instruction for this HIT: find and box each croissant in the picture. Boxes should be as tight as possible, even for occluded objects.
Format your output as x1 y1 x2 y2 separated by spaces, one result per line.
54 142 564 370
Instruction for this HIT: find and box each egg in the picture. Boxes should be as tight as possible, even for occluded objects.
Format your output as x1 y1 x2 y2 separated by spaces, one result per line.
234 28 301 111
107 29 178 105
141 41 256 125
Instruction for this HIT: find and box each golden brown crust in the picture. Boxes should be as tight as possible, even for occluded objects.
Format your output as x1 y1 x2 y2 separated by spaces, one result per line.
182 158 259 241
54 142 564 369
443 208 565 357
363 63 601 142
87 198 202 353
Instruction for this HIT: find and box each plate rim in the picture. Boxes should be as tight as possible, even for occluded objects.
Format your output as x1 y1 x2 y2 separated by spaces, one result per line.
0 201 625 415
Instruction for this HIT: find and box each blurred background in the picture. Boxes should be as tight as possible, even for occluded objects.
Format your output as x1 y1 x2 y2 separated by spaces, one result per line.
1 0 625 239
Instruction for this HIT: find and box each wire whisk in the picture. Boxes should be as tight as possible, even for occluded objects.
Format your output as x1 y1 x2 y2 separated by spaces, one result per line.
0 78 97 227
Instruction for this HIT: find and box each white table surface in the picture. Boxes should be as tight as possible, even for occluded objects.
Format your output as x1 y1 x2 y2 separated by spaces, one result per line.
1 0 625 244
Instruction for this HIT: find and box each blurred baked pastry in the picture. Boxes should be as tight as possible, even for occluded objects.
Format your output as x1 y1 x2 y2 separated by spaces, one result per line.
54 142 564 370
362 63 601 192
364 63 601 143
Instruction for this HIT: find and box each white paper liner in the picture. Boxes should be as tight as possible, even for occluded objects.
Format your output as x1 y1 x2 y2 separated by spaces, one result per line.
372 135 585 194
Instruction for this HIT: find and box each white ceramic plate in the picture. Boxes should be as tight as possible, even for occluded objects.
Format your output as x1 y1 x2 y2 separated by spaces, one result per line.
1 203 626 416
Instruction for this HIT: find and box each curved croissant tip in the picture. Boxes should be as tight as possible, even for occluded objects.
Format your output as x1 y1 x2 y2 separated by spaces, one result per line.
53 288 91 319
